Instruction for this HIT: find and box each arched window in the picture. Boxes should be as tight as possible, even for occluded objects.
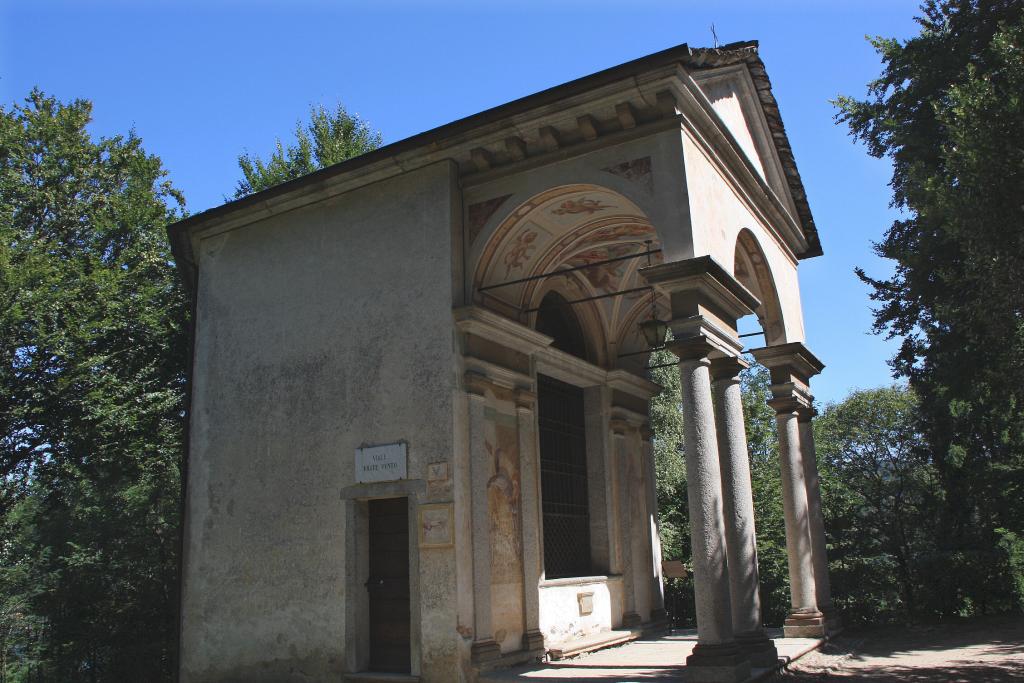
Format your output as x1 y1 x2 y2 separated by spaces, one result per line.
535 292 588 360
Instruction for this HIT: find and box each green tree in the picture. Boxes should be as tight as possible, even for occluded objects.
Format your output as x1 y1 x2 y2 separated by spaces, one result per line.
234 103 382 198
0 90 186 681
836 0 1024 615
814 386 936 623
740 362 788 626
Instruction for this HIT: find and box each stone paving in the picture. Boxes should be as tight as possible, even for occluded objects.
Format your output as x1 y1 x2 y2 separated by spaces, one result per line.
481 628 822 682
780 616 1024 682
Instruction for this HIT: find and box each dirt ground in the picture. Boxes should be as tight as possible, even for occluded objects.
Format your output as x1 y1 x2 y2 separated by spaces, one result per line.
780 616 1024 682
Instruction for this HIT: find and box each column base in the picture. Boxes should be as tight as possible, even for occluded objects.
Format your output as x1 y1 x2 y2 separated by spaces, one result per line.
622 611 642 628
521 629 544 652
783 609 826 638
470 638 501 664
685 642 751 683
734 629 779 668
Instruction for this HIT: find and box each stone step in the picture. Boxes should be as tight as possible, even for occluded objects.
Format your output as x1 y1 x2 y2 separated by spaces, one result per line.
343 673 420 683
547 628 640 660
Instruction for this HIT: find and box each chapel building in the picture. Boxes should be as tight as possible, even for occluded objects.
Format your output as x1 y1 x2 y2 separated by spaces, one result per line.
170 41 837 683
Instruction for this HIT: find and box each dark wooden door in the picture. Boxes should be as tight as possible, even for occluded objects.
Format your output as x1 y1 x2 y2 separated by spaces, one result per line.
367 497 410 673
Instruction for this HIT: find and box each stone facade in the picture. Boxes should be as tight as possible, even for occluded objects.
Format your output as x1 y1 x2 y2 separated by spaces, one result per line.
169 40 836 683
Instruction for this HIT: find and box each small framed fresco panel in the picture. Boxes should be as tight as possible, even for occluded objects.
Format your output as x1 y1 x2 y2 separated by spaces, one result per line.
418 503 454 548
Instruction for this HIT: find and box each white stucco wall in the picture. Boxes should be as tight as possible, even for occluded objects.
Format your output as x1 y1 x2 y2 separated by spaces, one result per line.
180 161 459 682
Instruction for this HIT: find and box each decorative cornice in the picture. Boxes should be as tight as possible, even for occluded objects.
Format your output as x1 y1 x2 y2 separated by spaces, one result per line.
749 341 824 384
606 369 661 401
640 255 760 321
454 305 553 355
168 41 821 294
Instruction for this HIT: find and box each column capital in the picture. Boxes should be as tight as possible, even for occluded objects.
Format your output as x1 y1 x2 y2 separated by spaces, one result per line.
640 256 758 361
464 371 490 398
766 383 814 415
514 388 537 410
610 417 631 436
749 342 824 387
710 355 750 382
665 334 717 363
639 255 760 323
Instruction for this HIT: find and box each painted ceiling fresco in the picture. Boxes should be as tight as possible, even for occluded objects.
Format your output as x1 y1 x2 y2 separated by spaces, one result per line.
474 185 667 360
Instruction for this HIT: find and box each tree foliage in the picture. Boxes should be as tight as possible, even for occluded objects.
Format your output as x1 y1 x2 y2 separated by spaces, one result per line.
0 90 186 681
234 103 382 198
836 0 1024 614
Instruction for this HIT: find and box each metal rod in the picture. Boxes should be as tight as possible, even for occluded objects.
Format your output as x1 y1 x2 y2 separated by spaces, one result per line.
478 248 662 292
739 331 764 338
645 362 678 370
522 286 652 313
618 345 667 359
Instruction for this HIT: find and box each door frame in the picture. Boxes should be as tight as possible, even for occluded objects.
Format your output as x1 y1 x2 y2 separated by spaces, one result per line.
342 488 422 676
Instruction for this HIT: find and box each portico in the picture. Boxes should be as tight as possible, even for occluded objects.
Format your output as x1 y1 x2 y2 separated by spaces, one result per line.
170 40 837 683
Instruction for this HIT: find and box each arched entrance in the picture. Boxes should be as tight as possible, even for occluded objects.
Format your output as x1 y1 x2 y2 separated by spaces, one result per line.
459 183 668 660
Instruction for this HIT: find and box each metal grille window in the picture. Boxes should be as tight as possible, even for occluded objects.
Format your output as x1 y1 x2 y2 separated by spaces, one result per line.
537 373 592 579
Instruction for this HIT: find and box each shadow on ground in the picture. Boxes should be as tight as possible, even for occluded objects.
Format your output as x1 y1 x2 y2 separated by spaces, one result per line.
781 615 1024 682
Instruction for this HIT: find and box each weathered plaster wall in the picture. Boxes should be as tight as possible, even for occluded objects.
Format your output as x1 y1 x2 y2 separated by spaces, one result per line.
538 578 622 645
680 131 806 342
180 161 459 682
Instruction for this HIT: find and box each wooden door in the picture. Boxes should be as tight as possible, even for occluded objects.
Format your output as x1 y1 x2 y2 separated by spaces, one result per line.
367 497 411 673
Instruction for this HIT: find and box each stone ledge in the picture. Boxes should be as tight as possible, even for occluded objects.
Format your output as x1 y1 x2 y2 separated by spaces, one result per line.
547 628 640 660
343 673 420 683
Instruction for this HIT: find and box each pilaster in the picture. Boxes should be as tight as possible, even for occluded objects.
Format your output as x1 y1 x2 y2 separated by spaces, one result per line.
515 389 545 653
465 374 501 663
611 416 641 629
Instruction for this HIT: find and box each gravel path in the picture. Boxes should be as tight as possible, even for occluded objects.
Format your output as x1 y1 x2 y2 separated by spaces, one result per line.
780 616 1024 682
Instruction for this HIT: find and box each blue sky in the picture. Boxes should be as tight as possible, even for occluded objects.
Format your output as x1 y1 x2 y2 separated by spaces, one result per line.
2 0 921 405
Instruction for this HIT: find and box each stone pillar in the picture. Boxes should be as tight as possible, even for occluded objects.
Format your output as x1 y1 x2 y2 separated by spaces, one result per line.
710 357 778 667
466 378 500 663
770 393 825 638
671 337 750 683
798 407 839 632
612 418 641 628
750 342 831 639
515 389 545 652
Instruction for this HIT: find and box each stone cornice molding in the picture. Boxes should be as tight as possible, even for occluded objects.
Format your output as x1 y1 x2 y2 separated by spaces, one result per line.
169 43 820 291
607 369 661 401
462 359 533 394
454 305 553 355
640 255 761 321
535 346 608 387
749 342 824 385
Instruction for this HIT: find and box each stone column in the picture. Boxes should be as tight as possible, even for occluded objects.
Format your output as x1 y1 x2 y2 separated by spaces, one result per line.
798 407 839 632
751 342 831 639
515 389 545 652
671 337 750 683
466 378 500 663
769 393 825 638
710 357 778 667
612 418 641 628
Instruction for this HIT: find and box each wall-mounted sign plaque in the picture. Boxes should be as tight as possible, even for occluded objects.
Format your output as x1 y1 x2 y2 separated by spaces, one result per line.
355 442 407 483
